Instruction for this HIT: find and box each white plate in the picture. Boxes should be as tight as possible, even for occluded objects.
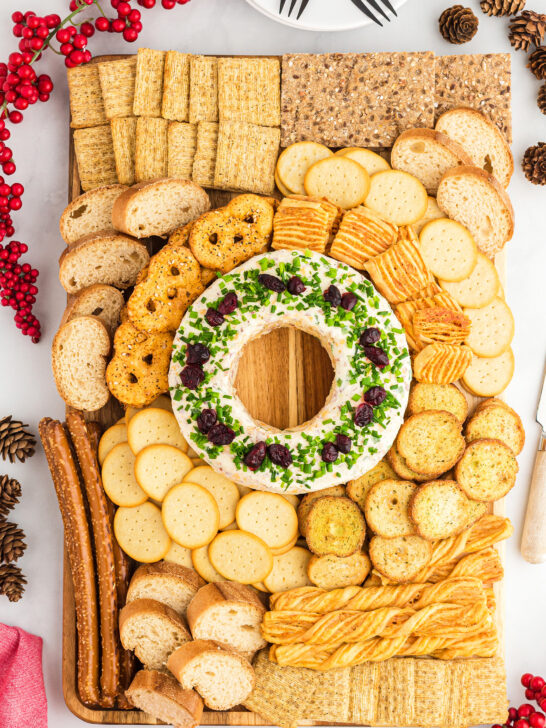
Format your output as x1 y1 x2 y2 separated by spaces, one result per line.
245 0 408 32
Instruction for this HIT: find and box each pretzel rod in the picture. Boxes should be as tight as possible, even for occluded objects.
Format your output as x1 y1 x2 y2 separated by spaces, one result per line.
67 412 120 708
39 418 100 707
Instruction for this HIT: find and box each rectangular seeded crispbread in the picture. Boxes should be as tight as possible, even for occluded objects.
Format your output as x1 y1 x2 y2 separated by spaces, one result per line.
189 56 218 124
162 51 191 121
434 54 512 142
281 52 435 147
67 64 107 129
214 121 280 195
168 122 197 179
218 57 281 127
98 56 137 119
135 117 168 183
192 122 219 187
73 125 118 191
111 117 137 186
133 48 166 117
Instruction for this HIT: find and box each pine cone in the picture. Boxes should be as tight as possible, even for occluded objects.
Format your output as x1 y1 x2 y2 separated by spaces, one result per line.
509 11 546 51
539 84 546 114
0 563 26 602
439 5 479 43
529 47 546 79
0 475 21 520
0 521 26 563
522 142 546 184
480 0 526 15
0 416 36 464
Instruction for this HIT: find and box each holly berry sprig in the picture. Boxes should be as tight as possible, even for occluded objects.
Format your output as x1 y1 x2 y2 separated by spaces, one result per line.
0 0 192 343
491 673 546 728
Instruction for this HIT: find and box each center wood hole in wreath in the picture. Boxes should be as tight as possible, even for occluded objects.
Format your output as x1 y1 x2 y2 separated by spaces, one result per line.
235 327 334 430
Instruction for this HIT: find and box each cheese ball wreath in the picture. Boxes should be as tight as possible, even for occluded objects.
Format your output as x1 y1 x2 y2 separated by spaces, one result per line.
169 250 411 494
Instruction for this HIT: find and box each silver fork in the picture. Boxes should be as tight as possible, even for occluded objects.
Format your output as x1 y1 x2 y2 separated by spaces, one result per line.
348 0 398 26
279 0 311 21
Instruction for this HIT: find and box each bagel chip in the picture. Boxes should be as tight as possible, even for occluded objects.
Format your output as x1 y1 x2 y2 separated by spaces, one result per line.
369 534 432 583
397 410 465 476
409 480 469 541
407 382 468 423
346 459 396 510
364 479 417 538
307 551 371 590
305 496 365 557
465 401 524 456
455 438 518 502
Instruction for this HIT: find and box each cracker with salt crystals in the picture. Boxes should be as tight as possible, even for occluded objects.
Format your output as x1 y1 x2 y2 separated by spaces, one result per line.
162 51 191 122
192 121 219 188
214 121 280 195
74 125 118 191
135 117 168 182
98 56 137 119
218 57 280 127
189 56 218 124
133 48 165 117
281 52 435 147
168 122 197 179
67 64 107 129
435 54 512 142
111 117 137 186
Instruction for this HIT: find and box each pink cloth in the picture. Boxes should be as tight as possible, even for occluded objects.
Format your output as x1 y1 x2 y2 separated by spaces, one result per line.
0 623 47 728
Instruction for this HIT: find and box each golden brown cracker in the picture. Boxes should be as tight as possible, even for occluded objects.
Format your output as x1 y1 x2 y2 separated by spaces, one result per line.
135 117 168 182
189 56 218 124
214 121 280 195
168 122 197 179
218 57 280 127
98 56 137 119
111 117 137 186
73 125 118 191
133 48 166 117
162 51 191 121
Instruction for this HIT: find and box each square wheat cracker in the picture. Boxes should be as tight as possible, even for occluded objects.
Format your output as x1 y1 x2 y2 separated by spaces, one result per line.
214 121 280 195
162 51 191 121
73 126 118 191
218 57 280 127
111 117 137 186
189 56 218 124
168 122 197 179
192 121 218 187
133 48 166 117
98 56 137 119
67 65 107 129
135 117 168 182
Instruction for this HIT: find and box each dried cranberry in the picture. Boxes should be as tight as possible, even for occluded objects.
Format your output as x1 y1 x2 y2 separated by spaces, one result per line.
205 308 224 327
217 291 238 315
341 292 357 311
258 274 285 292
180 364 205 390
197 408 217 434
364 345 389 369
323 284 341 307
335 434 352 453
321 441 339 463
364 386 387 406
354 402 374 427
244 441 266 470
208 423 236 446
287 275 305 295
268 444 292 468
359 327 380 346
186 342 210 365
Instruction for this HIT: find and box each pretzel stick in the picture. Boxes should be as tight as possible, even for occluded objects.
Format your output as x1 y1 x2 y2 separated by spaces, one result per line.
39 418 100 707
67 412 120 708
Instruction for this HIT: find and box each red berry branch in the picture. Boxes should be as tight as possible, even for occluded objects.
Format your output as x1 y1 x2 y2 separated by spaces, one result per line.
0 0 192 343
491 673 546 728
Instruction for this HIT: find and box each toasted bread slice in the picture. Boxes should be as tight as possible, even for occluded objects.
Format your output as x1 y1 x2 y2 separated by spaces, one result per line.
407 382 468 423
346 460 396 510
127 562 204 617
126 670 203 728
297 486 346 538
465 401 524 456
397 410 465 476
307 551 371 589
386 444 433 482
455 438 518 501
409 480 469 541
305 496 366 557
464 499 488 528
369 534 432 583
60 184 127 244
364 479 417 538
62 284 124 336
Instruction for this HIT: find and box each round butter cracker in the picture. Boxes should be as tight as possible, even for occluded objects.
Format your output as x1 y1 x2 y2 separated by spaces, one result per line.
135 444 193 502
128 407 188 455
162 483 219 549
183 466 240 530
263 546 312 593
236 491 298 550
102 442 148 507
209 530 273 584
114 501 171 563
98 422 127 465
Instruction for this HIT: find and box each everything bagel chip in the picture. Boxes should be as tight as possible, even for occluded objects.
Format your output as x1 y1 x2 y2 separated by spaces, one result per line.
413 343 473 384
413 307 471 346
329 205 398 268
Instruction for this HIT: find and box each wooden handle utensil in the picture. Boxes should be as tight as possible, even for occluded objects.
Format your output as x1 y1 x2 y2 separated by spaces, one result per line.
521 438 546 564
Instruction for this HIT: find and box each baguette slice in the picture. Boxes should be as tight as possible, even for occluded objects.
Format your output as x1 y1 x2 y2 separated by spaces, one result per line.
119 598 191 670
59 184 128 244
61 284 124 336
435 107 513 188
168 639 255 710
112 178 210 238
59 230 149 294
126 562 205 618
437 166 514 258
52 316 110 411
125 669 203 728
391 128 473 194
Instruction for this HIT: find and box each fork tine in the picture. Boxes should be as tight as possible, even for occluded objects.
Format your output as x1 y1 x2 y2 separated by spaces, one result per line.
297 0 310 19
378 0 397 15
364 0 390 21
279 0 287 11
288 0 298 15
348 0 383 25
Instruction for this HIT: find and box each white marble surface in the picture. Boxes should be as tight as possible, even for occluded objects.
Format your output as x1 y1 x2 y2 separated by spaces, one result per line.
0 0 544 726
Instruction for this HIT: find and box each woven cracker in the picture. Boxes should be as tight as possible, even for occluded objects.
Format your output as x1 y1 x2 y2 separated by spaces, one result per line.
162 51 191 121
214 121 280 195
192 121 219 187
281 52 435 147
73 125 118 191
435 54 512 142
189 56 218 124
135 117 168 183
133 48 165 117
218 57 280 127
111 117 137 186
67 65 107 129
168 122 197 179
97 56 137 119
